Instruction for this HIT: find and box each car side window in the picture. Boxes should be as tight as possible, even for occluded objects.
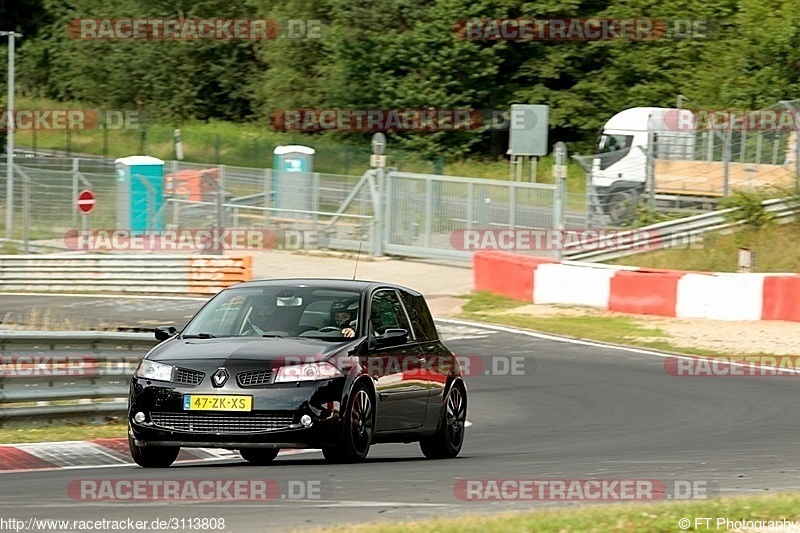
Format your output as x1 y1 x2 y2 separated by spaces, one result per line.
370 290 411 336
400 291 439 342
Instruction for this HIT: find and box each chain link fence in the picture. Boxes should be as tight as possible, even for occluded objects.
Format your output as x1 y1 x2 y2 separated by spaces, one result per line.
0 155 574 259
384 171 561 260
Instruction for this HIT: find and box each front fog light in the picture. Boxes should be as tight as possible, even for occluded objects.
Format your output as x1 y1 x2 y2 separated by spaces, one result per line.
300 415 312 428
134 412 146 424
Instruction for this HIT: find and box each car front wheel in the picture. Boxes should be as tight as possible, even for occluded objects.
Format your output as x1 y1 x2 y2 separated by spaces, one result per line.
420 383 466 459
128 431 180 468
322 383 374 463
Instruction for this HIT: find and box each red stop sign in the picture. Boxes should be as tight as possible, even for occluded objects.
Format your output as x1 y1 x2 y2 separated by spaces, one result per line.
77 189 96 214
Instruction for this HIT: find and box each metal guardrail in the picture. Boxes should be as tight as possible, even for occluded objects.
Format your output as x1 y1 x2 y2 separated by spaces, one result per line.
563 197 799 262
0 332 157 425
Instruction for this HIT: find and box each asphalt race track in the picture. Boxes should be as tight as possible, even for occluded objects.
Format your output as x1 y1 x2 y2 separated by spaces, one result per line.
2 297 800 531
0 293 207 331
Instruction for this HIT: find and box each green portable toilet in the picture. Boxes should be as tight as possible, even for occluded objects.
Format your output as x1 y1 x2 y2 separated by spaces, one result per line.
273 145 315 218
115 155 165 231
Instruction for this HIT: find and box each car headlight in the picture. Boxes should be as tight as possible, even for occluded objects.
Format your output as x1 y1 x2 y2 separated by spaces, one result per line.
136 360 175 382
274 362 342 383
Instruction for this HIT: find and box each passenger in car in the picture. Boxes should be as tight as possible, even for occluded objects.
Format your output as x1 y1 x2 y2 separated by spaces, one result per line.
243 300 280 335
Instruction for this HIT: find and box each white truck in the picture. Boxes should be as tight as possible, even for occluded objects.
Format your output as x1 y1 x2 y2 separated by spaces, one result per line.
590 107 797 223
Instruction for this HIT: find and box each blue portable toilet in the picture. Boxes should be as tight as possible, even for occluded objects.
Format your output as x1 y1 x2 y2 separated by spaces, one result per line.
115 155 165 231
273 145 315 218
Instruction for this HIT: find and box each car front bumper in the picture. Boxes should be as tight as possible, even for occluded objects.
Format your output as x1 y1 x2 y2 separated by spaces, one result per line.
128 376 345 449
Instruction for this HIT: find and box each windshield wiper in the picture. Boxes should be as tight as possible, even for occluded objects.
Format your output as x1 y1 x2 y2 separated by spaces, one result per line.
182 333 217 339
261 334 284 338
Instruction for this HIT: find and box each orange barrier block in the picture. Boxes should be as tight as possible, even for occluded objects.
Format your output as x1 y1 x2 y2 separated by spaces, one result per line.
762 276 800 322
473 251 559 302
188 255 253 294
609 269 684 317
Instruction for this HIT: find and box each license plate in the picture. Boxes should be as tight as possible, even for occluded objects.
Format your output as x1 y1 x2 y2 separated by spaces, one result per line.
183 395 253 411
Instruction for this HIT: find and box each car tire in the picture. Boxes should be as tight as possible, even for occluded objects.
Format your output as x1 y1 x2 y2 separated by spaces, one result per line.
128 431 180 468
322 382 374 463
239 448 279 465
420 383 467 459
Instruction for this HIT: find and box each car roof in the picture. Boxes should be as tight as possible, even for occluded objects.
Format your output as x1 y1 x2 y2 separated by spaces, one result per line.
224 278 422 296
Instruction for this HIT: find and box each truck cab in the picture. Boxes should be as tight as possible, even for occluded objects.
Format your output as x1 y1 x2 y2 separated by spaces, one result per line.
592 107 695 222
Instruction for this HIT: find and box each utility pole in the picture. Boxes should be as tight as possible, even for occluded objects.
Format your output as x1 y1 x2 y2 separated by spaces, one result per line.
1 31 22 239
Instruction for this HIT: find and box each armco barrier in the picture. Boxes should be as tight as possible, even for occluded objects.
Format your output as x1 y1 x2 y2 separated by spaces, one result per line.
474 251 800 322
0 331 158 426
0 254 252 294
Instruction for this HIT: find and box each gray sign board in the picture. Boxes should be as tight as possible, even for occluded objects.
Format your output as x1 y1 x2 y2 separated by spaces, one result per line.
508 104 549 157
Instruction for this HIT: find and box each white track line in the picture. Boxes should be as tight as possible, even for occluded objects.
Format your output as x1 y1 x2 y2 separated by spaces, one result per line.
436 317 800 375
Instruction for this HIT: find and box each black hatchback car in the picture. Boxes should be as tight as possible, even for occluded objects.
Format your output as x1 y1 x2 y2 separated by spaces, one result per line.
128 279 467 467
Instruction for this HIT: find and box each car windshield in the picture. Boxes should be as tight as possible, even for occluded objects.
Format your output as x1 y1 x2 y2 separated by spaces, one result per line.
181 286 361 339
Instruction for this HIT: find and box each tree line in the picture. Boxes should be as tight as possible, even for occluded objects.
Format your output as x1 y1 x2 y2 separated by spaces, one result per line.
1 0 798 158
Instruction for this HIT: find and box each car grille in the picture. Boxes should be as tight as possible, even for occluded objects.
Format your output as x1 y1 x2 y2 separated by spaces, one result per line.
174 368 205 385
237 369 273 387
151 412 294 433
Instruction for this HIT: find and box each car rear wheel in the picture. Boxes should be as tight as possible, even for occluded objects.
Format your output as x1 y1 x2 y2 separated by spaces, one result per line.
128 431 180 468
420 383 466 459
322 383 374 463
239 448 279 465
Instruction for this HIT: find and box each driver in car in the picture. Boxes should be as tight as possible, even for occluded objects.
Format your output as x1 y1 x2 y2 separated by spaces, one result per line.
328 301 357 338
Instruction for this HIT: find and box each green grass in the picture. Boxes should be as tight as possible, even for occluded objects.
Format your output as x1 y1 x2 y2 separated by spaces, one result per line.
14 97 587 191
0 421 126 444
458 292 793 358
606 222 800 273
307 492 800 532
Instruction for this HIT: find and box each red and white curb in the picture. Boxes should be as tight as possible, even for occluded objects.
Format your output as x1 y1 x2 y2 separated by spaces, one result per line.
0 438 315 473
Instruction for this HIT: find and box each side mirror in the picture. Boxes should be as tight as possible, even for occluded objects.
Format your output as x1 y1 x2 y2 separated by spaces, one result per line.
375 328 408 348
154 326 178 341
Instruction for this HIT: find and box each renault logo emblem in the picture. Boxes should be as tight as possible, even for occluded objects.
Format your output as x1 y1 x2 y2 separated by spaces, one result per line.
212 368 229 387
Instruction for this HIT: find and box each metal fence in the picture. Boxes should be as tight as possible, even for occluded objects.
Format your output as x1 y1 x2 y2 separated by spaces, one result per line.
0 157 571 260
0 331 157 426
574 98 800 229
384 171 561 260
17 128 445 176
0 158 118 248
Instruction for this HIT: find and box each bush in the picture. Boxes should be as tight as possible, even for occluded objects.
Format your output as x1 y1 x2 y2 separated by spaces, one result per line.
719 190 775 229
